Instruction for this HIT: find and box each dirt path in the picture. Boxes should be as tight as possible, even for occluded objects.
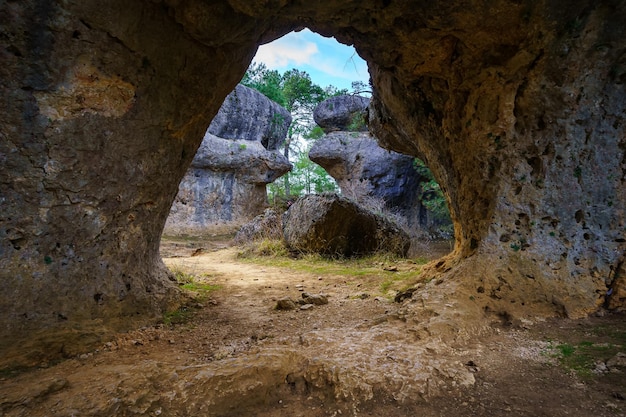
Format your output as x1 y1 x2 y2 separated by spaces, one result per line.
1 242 625 416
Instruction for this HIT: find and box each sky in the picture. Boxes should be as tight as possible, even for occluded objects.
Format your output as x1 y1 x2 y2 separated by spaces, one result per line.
253 29 370 92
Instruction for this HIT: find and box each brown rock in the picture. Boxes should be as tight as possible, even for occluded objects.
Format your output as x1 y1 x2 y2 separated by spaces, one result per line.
276 298 297 311
283 194 410 257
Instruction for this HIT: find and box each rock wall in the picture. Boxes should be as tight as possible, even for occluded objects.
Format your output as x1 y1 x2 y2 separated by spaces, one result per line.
2 0 626 365
164 85 291 235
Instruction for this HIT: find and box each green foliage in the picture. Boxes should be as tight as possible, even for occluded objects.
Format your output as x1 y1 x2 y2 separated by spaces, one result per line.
413 159 451 223
545 325 626 377
242 62 350 198
170 265 221 302
347 112 366 132
305 125 325 140
290 148 338 196
241 63 286 106
163 307 194 326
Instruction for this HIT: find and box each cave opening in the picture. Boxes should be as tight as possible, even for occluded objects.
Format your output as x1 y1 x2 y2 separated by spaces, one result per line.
160 28 453 260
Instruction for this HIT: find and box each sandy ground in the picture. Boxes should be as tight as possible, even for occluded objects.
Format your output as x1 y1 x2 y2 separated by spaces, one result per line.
1 238 625 416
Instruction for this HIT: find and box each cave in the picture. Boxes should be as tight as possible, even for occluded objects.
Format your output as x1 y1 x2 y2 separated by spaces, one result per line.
1 0 626 371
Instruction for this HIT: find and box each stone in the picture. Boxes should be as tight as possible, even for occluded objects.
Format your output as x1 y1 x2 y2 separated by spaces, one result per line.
309 131 445 231
394 288 417 303
302 293 329 306
234 209 283 244
208 84 292 151
282 194 410 257
164 86 292 235
607 352 626 371
164 133 291 234
276 298 297 311
299 304 314 311
2 0 626 366
313 95 370 133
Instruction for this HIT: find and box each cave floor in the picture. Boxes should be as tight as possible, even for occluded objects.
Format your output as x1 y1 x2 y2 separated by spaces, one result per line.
1 237 625 417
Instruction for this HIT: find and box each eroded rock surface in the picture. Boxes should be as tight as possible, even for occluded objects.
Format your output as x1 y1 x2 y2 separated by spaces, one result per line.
164 85 291 235
283 193 410 257
208 84 291 151
2 0 626 365
164 134 290 235
313 94 370 133
310 131 441 231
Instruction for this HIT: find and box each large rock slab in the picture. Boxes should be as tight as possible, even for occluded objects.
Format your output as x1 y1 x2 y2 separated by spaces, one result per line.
313 95 370 133
283 194 410 257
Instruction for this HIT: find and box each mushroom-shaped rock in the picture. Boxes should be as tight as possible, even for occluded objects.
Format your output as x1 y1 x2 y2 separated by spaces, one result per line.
313 95 370 133
282 193 410 257
208 84 292 150
309 131 428 228
165 134 291 234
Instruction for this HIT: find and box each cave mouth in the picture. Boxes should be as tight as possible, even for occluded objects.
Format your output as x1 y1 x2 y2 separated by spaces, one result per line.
160 27 454 260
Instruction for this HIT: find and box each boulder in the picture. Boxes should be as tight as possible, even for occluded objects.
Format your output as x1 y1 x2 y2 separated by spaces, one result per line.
282 194 410 257
234 209 283 243
313 95 370 133
208 84 292 150
165 85 292 235
309 131 432 229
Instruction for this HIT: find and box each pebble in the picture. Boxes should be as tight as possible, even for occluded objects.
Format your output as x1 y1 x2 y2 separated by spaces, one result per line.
300 304 314 310
302 293 328 305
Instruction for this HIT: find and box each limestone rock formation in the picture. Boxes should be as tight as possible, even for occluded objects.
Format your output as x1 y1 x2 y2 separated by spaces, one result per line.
313 95 370 133
164 85 291 235
208 84 291 151
282 194 410 257
164 132 291 235
309 130 439 231
2 0 626 366
234 208 283 244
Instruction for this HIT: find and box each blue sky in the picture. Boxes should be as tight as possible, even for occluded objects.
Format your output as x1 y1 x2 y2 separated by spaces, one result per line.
253 29 370 92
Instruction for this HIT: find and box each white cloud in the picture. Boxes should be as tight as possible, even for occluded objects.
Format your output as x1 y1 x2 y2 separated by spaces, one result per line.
255 36 319 69
253 29 370 90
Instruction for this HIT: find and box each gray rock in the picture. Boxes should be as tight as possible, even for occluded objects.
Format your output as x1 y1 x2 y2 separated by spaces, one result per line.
282 193 410 257
607 352 626 371
301 293 329 305
275 298 297 311
164 134 291 234
313 95 370 133
208 84 292 150
309 131 432 229
234 209 283 243
165 85 292 235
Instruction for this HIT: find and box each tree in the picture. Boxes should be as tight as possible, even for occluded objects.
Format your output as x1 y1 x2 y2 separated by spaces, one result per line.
413 159 450 223
240 63 285 106
241 64 342 198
